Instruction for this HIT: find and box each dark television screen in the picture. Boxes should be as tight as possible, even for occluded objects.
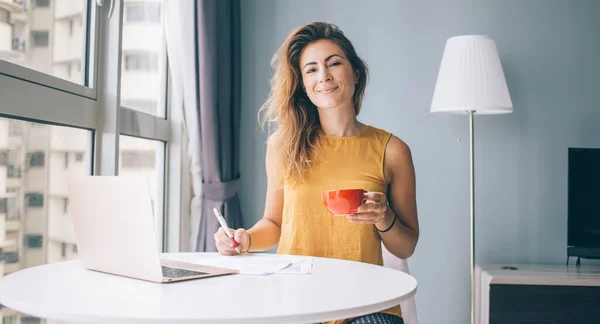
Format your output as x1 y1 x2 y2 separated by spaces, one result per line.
568 148 600 248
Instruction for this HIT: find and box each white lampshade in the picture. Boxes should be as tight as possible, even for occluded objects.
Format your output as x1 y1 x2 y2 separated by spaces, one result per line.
430 35 513 114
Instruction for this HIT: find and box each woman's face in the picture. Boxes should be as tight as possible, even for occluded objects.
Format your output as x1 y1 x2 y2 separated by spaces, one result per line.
299 39 358 110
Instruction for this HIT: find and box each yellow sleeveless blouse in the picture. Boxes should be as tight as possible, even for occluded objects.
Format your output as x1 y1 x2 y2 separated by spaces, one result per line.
276 125 402 323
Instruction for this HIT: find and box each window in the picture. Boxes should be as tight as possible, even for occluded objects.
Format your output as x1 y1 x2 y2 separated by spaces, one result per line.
25 193 44 207
31 30 49 47
1 252 19 264
25 235 43 248
27 151 45 167
0 198 6 213
0 0 178 318
61 242 67 257
35 0 50 7
126 3 161 23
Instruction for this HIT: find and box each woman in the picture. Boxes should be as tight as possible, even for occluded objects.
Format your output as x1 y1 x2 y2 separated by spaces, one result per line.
214 22 419 324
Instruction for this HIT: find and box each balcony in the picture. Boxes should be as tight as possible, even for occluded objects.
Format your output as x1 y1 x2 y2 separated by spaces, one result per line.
11 37 25 52
0 0 24 12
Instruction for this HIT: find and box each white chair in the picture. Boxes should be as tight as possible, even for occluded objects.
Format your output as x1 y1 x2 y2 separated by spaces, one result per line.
382 243 418 324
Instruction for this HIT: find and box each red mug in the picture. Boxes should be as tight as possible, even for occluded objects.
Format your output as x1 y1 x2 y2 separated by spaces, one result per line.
321 189 365 215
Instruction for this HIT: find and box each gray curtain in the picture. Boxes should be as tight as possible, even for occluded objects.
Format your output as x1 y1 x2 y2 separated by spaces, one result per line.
195 0 243 252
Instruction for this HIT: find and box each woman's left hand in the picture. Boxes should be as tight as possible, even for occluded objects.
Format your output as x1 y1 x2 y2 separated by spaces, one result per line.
348 191 392 226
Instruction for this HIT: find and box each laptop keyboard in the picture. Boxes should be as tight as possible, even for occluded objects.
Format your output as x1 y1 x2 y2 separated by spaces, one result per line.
161 266 208 278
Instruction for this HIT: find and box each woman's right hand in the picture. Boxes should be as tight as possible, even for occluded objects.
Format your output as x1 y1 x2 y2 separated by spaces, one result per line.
214 228 250 255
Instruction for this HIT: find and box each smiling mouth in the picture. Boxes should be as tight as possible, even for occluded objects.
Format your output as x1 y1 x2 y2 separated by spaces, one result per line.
318 86 339 94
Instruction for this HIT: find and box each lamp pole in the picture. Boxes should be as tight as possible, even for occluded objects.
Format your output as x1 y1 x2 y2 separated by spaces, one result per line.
469 110 475 324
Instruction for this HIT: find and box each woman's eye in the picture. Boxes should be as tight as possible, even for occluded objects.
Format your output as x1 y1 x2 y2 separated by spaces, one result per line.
330 61 341 67
306 68 316 74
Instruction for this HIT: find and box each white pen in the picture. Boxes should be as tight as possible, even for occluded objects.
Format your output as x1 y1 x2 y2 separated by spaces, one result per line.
212 208 241 254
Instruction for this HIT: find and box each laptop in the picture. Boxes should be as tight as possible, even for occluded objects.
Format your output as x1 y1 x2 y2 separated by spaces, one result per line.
66 175 238 283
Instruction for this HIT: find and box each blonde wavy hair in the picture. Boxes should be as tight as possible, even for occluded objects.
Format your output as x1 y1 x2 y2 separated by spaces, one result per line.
259 22 369 185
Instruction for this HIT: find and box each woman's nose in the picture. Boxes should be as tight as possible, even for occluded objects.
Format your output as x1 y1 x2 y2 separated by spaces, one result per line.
317 68 332 82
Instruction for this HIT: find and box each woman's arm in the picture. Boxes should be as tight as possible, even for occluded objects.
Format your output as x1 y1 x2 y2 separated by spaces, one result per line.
377 135 420 259
245 134 285 252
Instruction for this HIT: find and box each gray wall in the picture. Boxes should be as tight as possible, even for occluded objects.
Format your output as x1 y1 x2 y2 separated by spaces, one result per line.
238 1 600 323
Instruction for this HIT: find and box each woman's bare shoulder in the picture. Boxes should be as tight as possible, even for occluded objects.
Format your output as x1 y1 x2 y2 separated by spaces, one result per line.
384 134 413 183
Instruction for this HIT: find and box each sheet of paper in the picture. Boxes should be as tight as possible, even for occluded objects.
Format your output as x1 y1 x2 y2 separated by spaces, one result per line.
275 258 313 275
195 254 313 275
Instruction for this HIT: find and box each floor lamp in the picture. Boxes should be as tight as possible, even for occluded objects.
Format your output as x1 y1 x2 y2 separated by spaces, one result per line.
430 35 513 324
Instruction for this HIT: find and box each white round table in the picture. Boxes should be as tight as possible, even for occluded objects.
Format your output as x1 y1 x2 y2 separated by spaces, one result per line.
0 253 417 324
